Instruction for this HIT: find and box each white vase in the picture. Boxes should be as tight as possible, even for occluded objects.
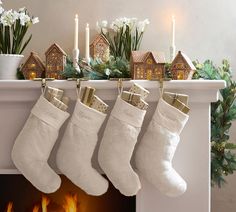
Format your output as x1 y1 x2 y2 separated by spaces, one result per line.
0 54 24 80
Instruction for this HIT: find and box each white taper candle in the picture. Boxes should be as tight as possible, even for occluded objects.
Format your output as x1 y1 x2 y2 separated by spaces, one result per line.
170 15 176 62
74 14 79 50
172 15 175 47
85 23 90 64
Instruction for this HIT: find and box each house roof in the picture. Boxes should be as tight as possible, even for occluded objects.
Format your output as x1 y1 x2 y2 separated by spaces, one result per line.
45 43 67 56
21 52 45 71
90 34 109 47
131 51 166 64
171 51 196 70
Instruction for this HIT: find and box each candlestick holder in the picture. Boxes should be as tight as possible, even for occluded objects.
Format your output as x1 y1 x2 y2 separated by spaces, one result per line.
170 45 176 62
85 57 91 65
73 48 81 73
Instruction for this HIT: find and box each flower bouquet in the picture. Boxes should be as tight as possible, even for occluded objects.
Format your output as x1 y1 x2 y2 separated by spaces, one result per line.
97 17 149 60
0 0 39 79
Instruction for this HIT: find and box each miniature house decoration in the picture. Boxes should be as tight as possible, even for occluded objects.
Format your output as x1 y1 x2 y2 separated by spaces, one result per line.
90 34 110 62
170 51 196 80
21 52 45 80
131 51 166 80
45 43 67 79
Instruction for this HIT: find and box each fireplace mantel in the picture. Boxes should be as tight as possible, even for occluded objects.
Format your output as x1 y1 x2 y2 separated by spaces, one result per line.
0 80 226 212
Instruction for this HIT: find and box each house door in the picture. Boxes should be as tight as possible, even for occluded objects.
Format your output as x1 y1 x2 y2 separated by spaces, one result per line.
177 70 185 80
146 69 152 80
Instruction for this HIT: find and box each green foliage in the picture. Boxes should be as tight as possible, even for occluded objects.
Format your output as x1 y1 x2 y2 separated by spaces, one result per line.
164 63 172 78
194 60 236 187
61 56 130 80
60 57 83 79
16 67 25 80
84 56 130 80
103 28 144 61
0 21 32 54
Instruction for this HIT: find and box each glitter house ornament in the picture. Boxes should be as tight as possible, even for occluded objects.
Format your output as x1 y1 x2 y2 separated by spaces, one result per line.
21 52 45 80
45 43 67 79
90 34 110 62
170 51 196 80
131 51 166 80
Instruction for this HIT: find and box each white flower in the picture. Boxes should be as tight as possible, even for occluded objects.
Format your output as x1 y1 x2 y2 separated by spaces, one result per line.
96 20 108 34
110 18 124 32
130 17 137 28
18 7 26 12
0 6 4 15
19 12 30 26
137 19 150 32
110 22 119 32
110 17 138 32
105 68 111 76
12 10 20 21
101 20 108 28
32 17 39 24
0 0 2 4
0 10 16 26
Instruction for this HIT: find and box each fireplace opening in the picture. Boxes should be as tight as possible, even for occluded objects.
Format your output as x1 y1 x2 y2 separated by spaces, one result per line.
0 175 135 212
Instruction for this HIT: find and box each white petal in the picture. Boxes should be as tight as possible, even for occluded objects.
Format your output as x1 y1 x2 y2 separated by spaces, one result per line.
32 17 39 24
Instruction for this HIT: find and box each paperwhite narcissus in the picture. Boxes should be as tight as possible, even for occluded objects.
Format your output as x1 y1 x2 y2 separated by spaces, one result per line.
0 2 39 27
32 17 39 24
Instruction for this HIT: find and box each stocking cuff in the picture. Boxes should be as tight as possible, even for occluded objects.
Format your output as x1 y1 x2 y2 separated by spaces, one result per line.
71 100 107 131
154 98 189 134
31 95 70 129
111 96 146 128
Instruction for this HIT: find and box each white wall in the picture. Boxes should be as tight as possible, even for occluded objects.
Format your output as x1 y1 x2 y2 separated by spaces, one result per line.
3 0 236 68
2 0 236 212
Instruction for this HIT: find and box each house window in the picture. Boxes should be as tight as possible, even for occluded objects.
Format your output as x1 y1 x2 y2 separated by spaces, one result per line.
136 67 144 79
154 68 162 80
175 63 185 69
47 65 51 71
51 72 58 79
146 58 153 65
28 63 36 68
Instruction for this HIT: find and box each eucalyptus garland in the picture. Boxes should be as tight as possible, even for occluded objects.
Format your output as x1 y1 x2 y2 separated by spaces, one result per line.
60 57 83 79
193 60 236 187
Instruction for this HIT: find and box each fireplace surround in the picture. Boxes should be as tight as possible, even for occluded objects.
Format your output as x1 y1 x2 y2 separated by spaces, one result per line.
0 80 225 212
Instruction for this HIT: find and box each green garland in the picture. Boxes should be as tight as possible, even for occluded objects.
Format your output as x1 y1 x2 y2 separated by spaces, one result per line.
60 57 83 79
61 56 130 80
193 60 236 187
88 57 130 79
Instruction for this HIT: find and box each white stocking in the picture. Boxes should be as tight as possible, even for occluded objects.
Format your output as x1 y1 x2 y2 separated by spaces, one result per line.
135 98 189 197
56 100 109 196
98 96 146 196
12 95 69 193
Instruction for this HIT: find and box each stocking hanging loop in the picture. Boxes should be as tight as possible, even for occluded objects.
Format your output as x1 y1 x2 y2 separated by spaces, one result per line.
67 78 89 99
33 78 55 94
76 78 81 98
159 79 164 96
150 78 171 97
109 78 131 95
41 78 46 94
117 78 123 95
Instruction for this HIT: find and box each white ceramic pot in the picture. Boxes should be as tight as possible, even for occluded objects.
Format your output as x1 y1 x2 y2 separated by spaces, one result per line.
0 54 24 80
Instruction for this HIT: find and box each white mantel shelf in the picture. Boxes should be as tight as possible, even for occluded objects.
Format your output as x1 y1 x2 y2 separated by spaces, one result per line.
0 79 226 103
0 79 226 212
